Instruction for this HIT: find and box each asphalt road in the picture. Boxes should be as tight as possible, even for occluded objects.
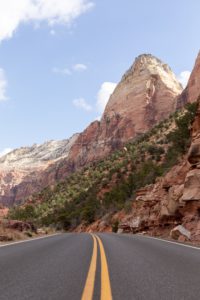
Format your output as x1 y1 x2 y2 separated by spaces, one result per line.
0 233 200 300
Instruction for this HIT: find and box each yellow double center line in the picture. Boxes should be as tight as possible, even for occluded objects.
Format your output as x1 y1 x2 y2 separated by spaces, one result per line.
81 234 112 300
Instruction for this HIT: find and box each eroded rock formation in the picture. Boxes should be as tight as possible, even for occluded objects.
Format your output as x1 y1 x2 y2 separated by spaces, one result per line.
59 54 182 174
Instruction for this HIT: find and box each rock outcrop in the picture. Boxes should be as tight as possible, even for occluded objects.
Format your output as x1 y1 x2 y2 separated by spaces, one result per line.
170 225 191 241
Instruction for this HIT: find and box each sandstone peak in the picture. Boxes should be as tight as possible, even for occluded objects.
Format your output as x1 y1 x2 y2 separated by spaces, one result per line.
120 53 182 93
104 53 182 125
66 53 182 177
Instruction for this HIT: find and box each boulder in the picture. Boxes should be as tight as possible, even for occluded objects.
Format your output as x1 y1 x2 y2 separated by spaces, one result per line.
170 225 191 240
188 142 200 165
182 169 200 201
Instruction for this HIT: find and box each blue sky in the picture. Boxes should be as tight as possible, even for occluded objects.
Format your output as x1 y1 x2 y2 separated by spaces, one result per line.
0 0 199 155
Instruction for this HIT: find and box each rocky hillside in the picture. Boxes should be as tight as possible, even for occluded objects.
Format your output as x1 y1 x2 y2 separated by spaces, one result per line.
0 54 182 206
9 102 198 230
0 134 79 206
117 96 200 244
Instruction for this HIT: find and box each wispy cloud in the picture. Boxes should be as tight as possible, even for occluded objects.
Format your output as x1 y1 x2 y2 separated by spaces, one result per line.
0 0 94 42
53 63 88 76
178 70 191 88
0 68 8 101
73 97 92 112
73 63 87 72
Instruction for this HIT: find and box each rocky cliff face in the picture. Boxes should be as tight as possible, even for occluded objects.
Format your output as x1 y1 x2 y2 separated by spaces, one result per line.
118 101 200 243
177 51 200 108
59 54 182 177
0 134 79 206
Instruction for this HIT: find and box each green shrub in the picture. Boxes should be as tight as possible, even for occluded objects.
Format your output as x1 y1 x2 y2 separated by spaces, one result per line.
112 220 119 233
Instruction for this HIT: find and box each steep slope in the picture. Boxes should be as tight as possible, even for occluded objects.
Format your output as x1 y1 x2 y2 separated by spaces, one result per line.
177 51 200 108
117 98 200 243
57 54 182 177
0 134 79 206
9 101 197 232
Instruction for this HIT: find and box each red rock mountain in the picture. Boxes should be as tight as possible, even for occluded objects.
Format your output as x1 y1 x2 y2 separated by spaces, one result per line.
0 54 183 206
61 54 182 174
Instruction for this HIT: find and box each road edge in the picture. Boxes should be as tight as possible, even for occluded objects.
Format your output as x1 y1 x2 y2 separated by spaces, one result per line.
136 234 200 250
0 233 62 248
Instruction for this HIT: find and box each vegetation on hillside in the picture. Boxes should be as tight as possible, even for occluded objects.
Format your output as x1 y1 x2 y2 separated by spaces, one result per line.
9 102 198 230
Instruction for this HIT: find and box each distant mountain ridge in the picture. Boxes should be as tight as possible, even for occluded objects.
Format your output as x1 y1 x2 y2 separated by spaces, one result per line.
0 134 79 206
0 135 79 171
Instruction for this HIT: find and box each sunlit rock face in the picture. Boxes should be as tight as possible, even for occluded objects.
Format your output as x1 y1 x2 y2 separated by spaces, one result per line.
65 54 182 170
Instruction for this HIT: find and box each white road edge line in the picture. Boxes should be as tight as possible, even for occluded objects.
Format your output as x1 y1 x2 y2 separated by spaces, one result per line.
137 234 200 250
0 233 61 248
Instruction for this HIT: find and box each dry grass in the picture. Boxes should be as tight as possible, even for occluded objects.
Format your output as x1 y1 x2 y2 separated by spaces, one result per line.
0 224 26 242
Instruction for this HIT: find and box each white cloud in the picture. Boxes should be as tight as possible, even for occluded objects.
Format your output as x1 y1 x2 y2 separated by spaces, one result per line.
0 0 94 42
73 97 92 112
73 63 87 71
0 148 12 157
72 81 117 117
96 82 117 113
53 63 87 76
178 70 191 88
0 68 8 101
50 29 56 35
52 67 71 75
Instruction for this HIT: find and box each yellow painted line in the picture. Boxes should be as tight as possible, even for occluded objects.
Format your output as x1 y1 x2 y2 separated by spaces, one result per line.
81 234 97 300
95 234 113 300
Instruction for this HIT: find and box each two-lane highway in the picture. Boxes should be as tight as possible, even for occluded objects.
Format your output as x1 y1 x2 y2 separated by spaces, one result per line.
1 233 200 300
